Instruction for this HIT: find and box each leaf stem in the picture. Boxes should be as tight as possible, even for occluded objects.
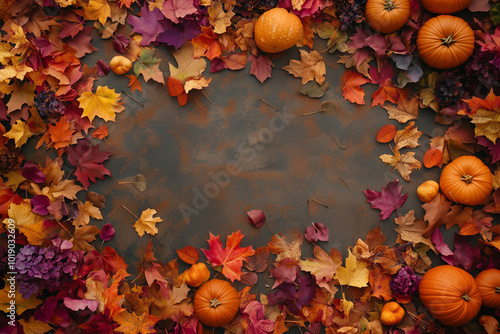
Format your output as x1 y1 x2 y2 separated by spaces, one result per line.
123 91 144 106
122 205 140 220
260 98 278 110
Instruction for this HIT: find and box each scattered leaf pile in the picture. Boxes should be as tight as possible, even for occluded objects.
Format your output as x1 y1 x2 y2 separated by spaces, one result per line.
0 0 499 333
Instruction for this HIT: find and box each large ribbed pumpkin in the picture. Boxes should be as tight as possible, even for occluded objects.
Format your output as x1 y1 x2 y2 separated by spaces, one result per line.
365 0 411 34
475 268 500 308
254 8 303 53
439 155 493 206
416 15 474 70
194 279 240 327
421 0 472 14
419 265 482 327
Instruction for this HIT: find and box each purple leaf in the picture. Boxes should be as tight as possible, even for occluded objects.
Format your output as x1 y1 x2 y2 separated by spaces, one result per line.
157 19 201 49
63 297 99 312
431 228 454 264
95 60 110 76
365 33 386 58
304 222 329 243
247 209 266 228
99 223 115 241
267 273 315 315
31 195 50 216
452 233 481 271
22 162 46 184
477 136 500 163
364 179 408 220
128 6 165 46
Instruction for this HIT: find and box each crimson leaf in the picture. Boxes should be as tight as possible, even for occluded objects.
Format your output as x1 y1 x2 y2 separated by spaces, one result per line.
364 179 408 220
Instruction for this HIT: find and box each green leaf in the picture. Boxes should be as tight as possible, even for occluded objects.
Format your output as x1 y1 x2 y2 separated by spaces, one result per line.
490 3 500 25
133 49 164 84
299 80 329 98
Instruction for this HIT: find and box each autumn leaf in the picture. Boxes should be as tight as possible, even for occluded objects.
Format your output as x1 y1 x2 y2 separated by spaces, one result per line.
2 201 39 229
126 74 142 93
141 241 169 287
0 285 42 315
371 79 401 107
74 200 103 227
208 1 235 34
369 265 393 301
341 69 370 105
19 219 59 246
394 210 437 253
92 124 109 139
134 208 163 237
66 138 112 189
77 85 125 122
114 310 160 334
380 147 422 181
81 0 111 24
202 230 255 282
69 224 101 251
249 54 272 84
176 245 199 264
47 116 75 149
4 119 33 147
421 193 452 238
147 281 193 320
161 0 198 24
169 43 207 83
334 249 369 288
267 231 303 262
18 317 53 334
283 50 326 85
376 124 397 143
393 121 423 150
133 48 165 84
299 245 342 287
423 148 443 168
183 76 211 93
244 246 270 273
383 96 419 123
364 179 408 220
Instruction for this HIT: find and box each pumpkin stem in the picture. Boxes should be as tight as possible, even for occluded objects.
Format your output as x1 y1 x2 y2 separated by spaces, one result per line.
441 34 456 47
460 175 474 184
384 0 396 10
209 298 222 308
462 294 471 301
495 286 500 293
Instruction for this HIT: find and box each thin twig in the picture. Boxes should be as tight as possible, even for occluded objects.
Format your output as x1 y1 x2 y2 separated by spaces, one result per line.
260 98 278 111
301 108 330 116
201 90 216 106
123 91 144 106
122 205 140 220
307 199 310 217
311 197 329 208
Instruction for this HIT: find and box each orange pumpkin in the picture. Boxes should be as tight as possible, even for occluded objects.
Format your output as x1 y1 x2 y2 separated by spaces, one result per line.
419 265 482 327
254 8 303 53
365 0 411 34
194 279 240 327
109 55 132 75
416 15 475 70
183 262 211 287
380 301 405 326
420 0 472 14
417 180 440 203
439 155 493 206
475 268 500 308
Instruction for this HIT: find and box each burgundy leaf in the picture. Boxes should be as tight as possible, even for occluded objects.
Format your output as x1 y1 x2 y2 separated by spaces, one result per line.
304 222 329 243
31 195 50 216
364 179 408 220
247 209 266 228
22 162 46 184
99 223 115 241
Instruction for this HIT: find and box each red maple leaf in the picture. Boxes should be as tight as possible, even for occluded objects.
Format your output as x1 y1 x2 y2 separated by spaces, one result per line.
342 69 370 105
364 179 408 220
371 79 401 107
65 138 111 189
202 230 255 282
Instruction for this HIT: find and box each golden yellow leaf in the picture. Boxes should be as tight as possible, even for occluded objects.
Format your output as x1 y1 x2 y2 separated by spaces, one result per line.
134 208 163 237
69 224 101 251
0 61 33 83
469 109 500 143
0 282 42 315
169 43 207 83
77 86 125 122
74 201 103 227
208 2 235 34
283 50 326 85
114 310 160 334
393 121 423 150
4 120 33 147
82 0 111 24
380 148 422 181
19 317 53 334
47 179 84 200
334 249 369 288
2 201 39 229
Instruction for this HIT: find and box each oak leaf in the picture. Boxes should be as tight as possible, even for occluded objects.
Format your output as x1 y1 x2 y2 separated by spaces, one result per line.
380 148 422 181
334 249 369 288
267 231 303 262
208 2 235 34
283 50 326 85
77 85 125 122
341 69 370 105
383 96 419 123
134 208 163 237
394 210 437 253
202 230 255 281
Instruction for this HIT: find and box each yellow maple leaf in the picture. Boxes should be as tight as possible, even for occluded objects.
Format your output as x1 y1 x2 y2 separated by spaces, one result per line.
169 43 207 83
184 77 212 94
0 282 42 315
2 201 40 229
469 109 500 143
283 50 326 85
0 61 33 83
4 120 33 147
380 148 422 181
393 121 423 150
74 201 103 227
208 2 235 34
334 249 369 288
18 317 53 334
77 86 125 122
114 310 160 334
82 0 111 24
134 208 163 237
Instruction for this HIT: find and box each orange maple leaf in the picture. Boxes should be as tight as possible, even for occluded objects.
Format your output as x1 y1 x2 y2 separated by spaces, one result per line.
371 79 401 107
369 265 393 301
114 310 160 334
342 69 370 105
191 26 222 61
462 88 500 114
202 231 255 282
47 116 75 149
126 74 142 93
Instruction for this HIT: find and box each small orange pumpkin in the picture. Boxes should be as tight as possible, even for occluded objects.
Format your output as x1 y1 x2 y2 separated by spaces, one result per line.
194 279 240 327
254 8 303 53
416 15 475 70
183 262 211 287
420 0 472 14
475 268 500 309
439 155 493 206
380 301 405 326
109 55 133 75
419 265 482 327
417 180 440 203
365 0 411 34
